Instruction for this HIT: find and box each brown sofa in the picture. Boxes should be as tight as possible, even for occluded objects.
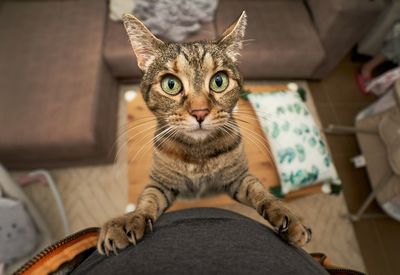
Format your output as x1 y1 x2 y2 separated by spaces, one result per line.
105 0 384 80
0 0 384 170
0 0 118 169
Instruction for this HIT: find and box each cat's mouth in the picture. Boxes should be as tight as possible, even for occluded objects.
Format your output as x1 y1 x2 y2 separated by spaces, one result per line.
181 116 228 140
189 125 212 132
166 111 230 140
188 115 220 131
185 127 213 140
187 122 213 133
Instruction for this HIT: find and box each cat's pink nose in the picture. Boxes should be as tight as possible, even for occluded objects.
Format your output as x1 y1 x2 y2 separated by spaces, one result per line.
191 109 210 123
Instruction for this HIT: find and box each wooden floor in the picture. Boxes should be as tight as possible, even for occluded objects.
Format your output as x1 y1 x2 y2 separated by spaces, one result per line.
309 57 400 275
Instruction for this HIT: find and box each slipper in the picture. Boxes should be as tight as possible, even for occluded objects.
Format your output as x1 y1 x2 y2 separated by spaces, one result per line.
356 72 372 94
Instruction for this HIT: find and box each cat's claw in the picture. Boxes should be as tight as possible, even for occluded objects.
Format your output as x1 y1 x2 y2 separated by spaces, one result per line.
306 227 312 242
278 216 289 233
147 218 154 232
259 203 311 247
97 210 150 255
126 230 137 245
111 240 118 256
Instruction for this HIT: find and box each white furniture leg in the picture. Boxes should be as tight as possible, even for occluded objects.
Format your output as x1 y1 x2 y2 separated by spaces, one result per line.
347 170 393 221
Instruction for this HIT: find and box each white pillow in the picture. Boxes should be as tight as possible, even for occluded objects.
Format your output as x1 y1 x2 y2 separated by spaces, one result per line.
247 90 341 195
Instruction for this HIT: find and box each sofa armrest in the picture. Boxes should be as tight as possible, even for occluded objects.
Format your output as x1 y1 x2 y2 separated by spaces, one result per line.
307 0 384 78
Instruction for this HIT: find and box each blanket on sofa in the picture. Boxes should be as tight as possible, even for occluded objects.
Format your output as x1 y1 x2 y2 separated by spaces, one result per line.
110 0 218 42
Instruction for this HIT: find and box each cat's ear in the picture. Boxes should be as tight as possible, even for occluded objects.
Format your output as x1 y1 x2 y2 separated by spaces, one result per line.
218 11 247 62
122 14 164 71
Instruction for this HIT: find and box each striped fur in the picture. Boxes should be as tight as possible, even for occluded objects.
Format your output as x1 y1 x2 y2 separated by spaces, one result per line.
98 12 311 255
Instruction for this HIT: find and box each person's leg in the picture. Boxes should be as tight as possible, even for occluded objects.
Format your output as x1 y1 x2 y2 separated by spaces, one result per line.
73 208 329 275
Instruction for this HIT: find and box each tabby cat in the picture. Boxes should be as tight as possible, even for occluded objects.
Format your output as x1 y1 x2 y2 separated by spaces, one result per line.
98 12 312 255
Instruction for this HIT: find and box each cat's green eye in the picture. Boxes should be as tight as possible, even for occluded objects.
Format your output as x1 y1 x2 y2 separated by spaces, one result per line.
210 72 229 93
161 75 182 95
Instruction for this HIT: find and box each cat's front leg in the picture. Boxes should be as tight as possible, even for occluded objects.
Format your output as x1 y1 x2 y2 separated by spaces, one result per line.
97 184 176 255
228 174 312 246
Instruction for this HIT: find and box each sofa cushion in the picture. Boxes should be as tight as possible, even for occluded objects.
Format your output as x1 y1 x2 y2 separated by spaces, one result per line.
307 0 384 78
0 0 118 169
104 21 217 79
215 0 325 79
356 109 400 218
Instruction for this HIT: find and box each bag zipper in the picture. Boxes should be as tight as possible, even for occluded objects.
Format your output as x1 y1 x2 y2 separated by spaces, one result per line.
14 227 99 275
310 253 365 275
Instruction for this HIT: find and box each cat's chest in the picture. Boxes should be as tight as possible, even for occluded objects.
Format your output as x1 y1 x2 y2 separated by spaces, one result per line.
178 161 228 198
153 143 246 198
183 154 227 179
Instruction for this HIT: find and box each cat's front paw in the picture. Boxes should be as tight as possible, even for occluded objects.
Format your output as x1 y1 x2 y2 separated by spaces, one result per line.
259 202 312 247
97 210 154 255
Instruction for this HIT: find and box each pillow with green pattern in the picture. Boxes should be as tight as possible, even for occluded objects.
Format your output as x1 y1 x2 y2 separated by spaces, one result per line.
247 89 341 195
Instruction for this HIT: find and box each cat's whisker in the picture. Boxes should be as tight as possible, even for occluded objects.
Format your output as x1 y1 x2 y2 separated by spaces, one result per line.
240 109 285 123
111 120 158 157
112 122 162 181
228 121 267 142
233 111 286 126
235 124 271 152
225 121 275 162
233 114 285 149
113 114 172 160
121 119 158 136
138 126 178 160
113 116 158 145
228 126 272 162
122 112 170 129
128 126 175 165
232 117 251 125
143 126 181 162
152 127 179 154
233 109 282 121
117 115 157 131
127 124 170 151
241 134 276 167
241 38 255 43
224 122 268 156
118 123 168 160
220 125 238 141
233 110 272 117
233 115 264 123
233 112 274 122
233 108 277 116
114 124 162 163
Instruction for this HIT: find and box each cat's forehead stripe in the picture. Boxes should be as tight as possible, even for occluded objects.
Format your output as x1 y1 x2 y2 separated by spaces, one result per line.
180 47 191 61
176 53 189 72
202 52 214 71
171 59 179 74
197 45 204 59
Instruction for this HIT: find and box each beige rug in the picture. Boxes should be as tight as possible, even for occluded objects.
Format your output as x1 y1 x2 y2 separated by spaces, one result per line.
11 84 365 273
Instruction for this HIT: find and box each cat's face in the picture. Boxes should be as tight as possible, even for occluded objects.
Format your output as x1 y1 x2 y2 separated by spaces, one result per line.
123 12 247 141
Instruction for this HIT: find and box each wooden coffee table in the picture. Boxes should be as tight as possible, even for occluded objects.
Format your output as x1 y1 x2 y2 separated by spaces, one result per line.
126 83 324 211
